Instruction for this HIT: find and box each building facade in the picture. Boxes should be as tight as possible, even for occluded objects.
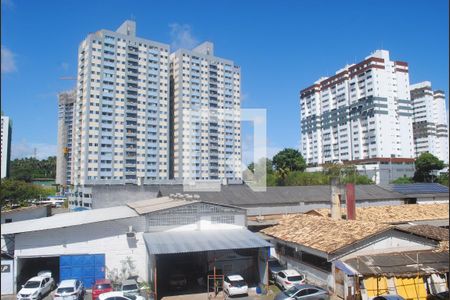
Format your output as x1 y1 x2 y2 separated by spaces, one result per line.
410 81 449 163
68 20 242 188
300 50 414 166
1 115 12 178
71 20 171 186
170 42 242 181
56 90 76 187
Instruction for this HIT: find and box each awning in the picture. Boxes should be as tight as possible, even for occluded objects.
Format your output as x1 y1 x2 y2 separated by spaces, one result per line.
143 228 272 255
335 260 358 276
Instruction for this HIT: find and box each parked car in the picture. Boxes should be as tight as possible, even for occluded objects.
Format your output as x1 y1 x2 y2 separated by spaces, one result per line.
427 291 449 300
99 291 145 300
17 273 55 300
274 284 329 300
222 275 248 297
92 279 113 300
373 296 406 300
268 257 285 280
168 272 187 291
275 269 305 290
120 279 140 296
54 279 85 300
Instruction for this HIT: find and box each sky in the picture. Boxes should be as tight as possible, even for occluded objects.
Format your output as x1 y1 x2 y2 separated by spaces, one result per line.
1 0 449 162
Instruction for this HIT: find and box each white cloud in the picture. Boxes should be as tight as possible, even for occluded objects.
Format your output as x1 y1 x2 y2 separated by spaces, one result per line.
169 23 198 51
1 46 17 73
12 140 57 160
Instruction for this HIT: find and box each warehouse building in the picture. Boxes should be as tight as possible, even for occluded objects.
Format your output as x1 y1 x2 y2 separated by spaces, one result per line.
68 183 418 213
1 196 271 298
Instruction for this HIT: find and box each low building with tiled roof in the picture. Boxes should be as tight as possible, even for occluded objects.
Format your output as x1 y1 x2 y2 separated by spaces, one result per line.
305 203 449 225
261 213 441 288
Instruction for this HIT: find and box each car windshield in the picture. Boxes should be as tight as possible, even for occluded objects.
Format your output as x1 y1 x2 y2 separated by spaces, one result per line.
57 287 74 293
24 281 41 288
122 284 138 291
230 280 246 287
95 284 111 290
284 286 300 297
287 275 303 281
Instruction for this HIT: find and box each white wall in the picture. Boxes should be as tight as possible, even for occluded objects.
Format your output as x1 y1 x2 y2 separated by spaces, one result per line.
1 206 50 224
14 217 148 286
341 235 434 260
1 259 14 295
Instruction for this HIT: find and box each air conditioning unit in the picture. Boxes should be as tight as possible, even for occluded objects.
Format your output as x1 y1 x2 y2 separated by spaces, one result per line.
126 226 136 239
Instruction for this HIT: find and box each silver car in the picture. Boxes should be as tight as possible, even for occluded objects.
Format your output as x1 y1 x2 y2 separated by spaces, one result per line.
120 279 140 296
274 284 329 300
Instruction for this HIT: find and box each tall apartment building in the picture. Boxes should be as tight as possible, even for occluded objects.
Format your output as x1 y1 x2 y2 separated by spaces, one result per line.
1 115 12 178
56 90 76 187
71 20 170 186
300 50 414 165
410 81 449 163
170 42 242 181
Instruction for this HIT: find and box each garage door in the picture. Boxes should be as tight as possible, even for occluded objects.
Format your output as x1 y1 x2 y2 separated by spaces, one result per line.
60 254 105 288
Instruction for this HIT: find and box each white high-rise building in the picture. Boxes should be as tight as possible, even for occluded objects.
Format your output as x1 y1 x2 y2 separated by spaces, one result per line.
1 115 12 178
410 81 449 163
56 90 76 187
170 42 242 181
72 20 170 186
300 50 414 165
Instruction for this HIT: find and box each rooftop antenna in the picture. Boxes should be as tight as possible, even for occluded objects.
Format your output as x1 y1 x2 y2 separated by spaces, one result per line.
130 14 135 21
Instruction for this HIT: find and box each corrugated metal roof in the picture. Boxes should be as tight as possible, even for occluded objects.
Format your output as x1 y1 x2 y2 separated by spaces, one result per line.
85 184 407 209
345 251 449 276
384 183 449 195
158 184 407 206
395 225 449 241
1 206 138 235
126 197 198 215
143 229 272 254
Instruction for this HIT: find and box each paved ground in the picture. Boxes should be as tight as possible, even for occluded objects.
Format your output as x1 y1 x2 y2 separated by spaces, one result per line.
1 284 339 300
2 285 281 300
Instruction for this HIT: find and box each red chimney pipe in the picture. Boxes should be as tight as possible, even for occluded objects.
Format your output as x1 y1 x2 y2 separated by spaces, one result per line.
346 183 356 220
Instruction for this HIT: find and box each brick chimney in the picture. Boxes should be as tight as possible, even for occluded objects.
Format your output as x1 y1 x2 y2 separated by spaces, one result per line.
346 183 356 220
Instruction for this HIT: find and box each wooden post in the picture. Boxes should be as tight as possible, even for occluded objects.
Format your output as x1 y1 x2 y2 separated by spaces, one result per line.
213 264 216 295
154 266 157 300
376 276 379 296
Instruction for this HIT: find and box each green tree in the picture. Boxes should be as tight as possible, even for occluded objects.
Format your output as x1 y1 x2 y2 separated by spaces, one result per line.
413 153 445 182
244 158 274 186
10 156 57 181
0 179 53 207
272 148 306 176
391 176 414 184
437 173 449 187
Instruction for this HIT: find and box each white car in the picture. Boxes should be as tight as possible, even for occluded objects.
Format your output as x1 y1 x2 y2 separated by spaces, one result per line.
99 291 145 300
54 279 85 300
223 275 248 296
17 274 55 300
275 269 305 290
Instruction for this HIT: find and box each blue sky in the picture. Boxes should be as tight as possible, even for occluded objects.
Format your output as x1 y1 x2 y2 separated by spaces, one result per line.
1 0 449 161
